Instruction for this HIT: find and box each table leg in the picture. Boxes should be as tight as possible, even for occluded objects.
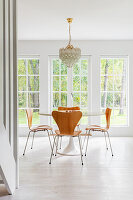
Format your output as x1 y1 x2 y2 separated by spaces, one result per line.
57 136 80 156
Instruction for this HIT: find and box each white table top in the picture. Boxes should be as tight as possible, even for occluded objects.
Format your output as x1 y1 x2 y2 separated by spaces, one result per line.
39 111 104 116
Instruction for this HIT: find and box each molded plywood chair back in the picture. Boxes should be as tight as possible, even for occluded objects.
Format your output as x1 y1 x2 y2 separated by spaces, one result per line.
52 110 82 135
50 110 84 165
85 107 113 157
58 106 80 111
105 108 112 130
26 108 33 129
23 108 53 156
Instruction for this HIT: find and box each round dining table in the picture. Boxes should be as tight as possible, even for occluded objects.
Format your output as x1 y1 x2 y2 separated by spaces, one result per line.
39 111 104 156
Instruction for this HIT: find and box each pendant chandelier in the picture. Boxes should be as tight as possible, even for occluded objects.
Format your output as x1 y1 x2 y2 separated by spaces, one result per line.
59 18 81 68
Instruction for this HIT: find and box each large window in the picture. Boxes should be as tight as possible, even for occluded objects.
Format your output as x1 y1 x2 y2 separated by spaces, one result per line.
18 57 40 125
50 56 90 124
72 60 89 124
52 59 68 109
100 57 128 126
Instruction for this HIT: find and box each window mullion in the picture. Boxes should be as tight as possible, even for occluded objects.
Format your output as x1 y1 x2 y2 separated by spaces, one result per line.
80 59 81 109
59 60 61 106
100 56 128 126
26 59 28 108
113 58 115 122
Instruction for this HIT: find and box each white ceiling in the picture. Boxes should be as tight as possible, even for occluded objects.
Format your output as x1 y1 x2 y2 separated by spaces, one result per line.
18 0 133 40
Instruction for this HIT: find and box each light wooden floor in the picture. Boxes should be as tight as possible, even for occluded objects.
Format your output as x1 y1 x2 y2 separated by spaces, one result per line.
1 137 133 200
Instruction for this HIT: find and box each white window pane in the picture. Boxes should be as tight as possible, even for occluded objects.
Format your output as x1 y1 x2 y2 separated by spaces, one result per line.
18 59 26 75
81 92 88 107
114 92 126 108
101 59 113 75
18 76 26 91
73 62 80 75
18 109 27 125
81 76 87 91
53 92 59 108
114 59 124 75
73 76 80 91
51 57 89 125
61 92 67 106
81 60 88 75
100 57 128 126
53 59 60 75
61 76 67 91
28 76 39 91
18 92 27 108
101 92 113 108
18 58 40 125
112 109 127 126
73 92 80 106
114 75 126 91
53 76 59 91
28 92 39 108
32 109 40 125
101 76 113 91
28 59 39 75
80 109 88 125
61 63 67 75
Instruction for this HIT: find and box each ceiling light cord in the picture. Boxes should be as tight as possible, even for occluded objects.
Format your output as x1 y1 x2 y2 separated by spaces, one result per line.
68 23 71 45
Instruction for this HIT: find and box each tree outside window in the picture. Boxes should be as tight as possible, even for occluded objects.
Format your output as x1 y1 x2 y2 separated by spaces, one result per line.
100 57 128 126
18 58 40 125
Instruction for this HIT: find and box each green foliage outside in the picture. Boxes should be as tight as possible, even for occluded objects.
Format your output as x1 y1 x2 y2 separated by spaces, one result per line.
18 58 127 126
52 59 89 124
101 58 127 125
18 59 40 125
18 109 40 125
101 109 127 126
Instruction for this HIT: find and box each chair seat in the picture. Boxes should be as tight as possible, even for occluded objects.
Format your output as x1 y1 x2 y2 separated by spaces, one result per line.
80 133 92 136
85 125 108 132
55 130 82 136
30 125 52 132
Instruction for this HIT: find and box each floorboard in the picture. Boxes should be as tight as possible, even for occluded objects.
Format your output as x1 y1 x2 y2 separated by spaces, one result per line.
0 137 133 200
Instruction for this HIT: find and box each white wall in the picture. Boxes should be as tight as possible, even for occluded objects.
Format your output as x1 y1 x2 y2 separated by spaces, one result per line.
18 40 133 137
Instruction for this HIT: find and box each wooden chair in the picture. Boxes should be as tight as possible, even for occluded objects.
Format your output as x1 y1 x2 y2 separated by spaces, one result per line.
23 108 53 155
84 108 113 156
58 107 80 149
58 106 80 111
49 110 83 165
58 106 80 130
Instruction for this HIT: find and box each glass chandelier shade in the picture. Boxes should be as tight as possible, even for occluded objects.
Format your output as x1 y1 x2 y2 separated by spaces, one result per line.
59 18 81 68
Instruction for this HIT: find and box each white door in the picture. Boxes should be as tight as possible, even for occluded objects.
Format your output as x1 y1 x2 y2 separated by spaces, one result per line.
0 0 17 194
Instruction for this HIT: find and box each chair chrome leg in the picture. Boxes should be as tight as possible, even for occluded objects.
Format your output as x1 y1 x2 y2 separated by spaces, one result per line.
55 136 59 156
82 130 87 150
47 130 52 151
85 130 90 156
31 131 35 149
49 135 57 164
104 132 108 150
60 136 62 149
78 136 84 165
107 131 114 156
23 131 31 155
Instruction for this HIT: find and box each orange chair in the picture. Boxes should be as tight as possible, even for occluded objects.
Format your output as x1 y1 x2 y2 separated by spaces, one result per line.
85 108 113 156
58 106 80 129
49 110 83 165
58 107 80 149
23 108 53 155
58 106 80 111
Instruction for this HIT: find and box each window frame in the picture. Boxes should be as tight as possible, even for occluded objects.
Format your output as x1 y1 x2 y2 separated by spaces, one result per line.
17 56 40 126
49 55 91 126
100 55 129 127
